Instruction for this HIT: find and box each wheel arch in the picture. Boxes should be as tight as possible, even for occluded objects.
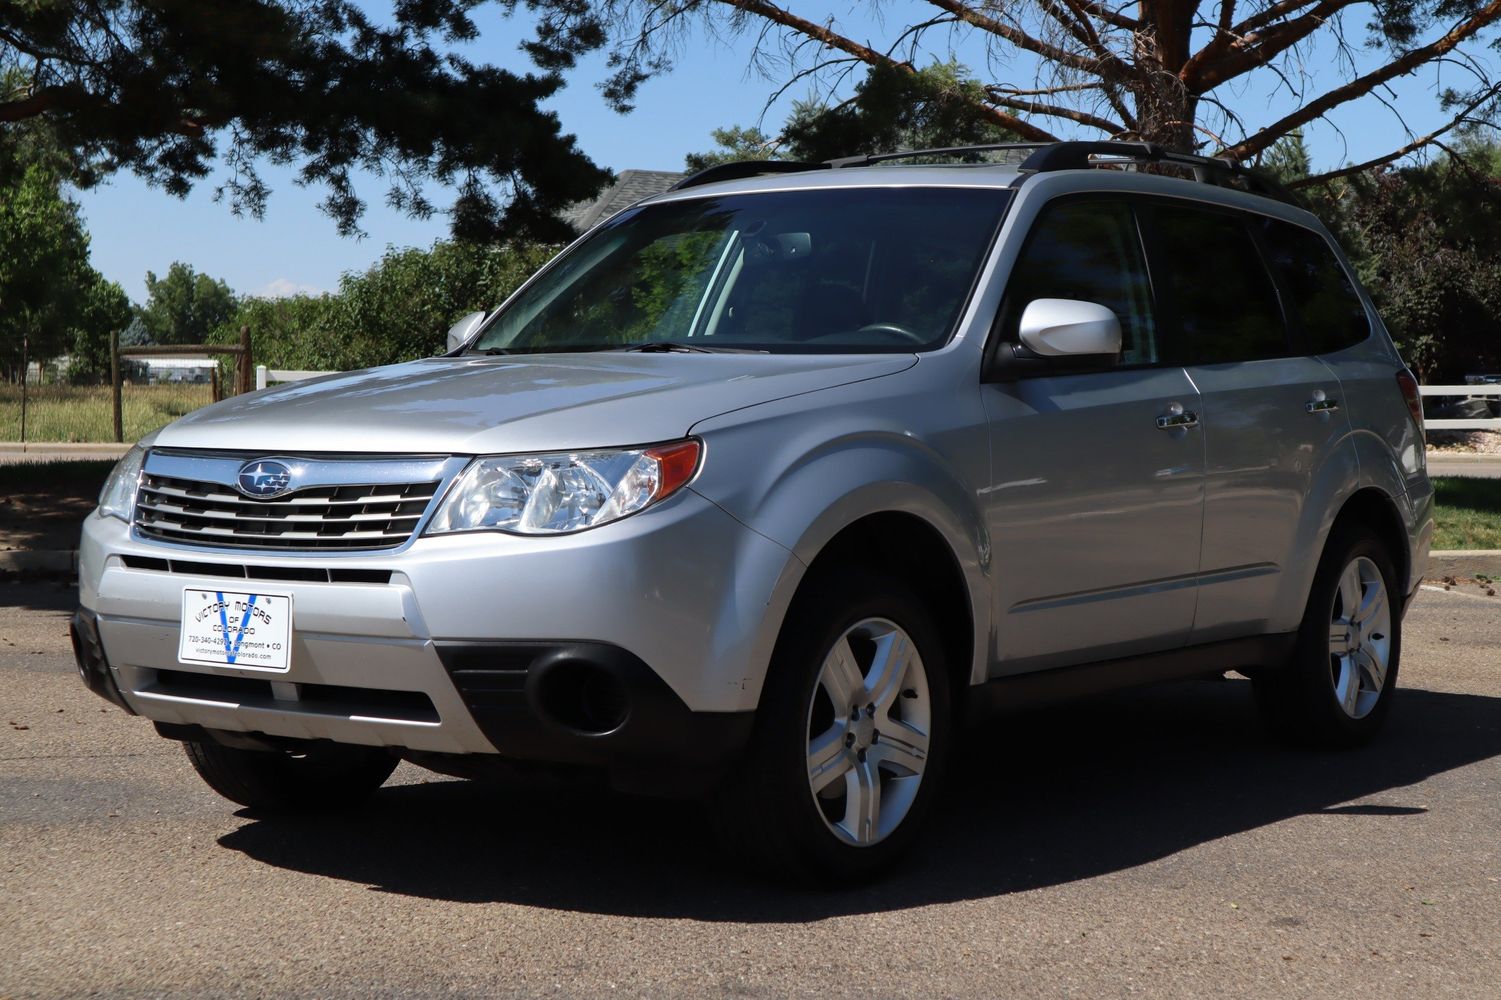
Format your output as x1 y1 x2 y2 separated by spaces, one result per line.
788 510 978 708
1328 486 1412 595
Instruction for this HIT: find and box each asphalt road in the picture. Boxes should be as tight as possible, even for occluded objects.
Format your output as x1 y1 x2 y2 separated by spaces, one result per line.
3 582 1499 999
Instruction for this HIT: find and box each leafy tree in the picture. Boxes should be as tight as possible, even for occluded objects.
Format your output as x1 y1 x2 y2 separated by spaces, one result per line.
220 240 558 371
0 161 90 379
0 1 611 241
118 316 151 348
688 63 1017 169
139 263 238 346
1262 130 1313 185
1321 146 1501 383
526 0 1501 166
66 274 133 382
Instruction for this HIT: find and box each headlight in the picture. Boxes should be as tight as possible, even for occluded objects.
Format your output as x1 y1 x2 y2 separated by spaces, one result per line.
98 445 146 523
427 439 701 536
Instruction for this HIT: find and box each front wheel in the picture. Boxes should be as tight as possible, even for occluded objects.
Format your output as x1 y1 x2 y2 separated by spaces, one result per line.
183 739 399 812
1253 525 1402 745
715 568 951 884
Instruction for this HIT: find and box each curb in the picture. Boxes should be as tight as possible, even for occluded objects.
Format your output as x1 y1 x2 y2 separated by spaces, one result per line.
1427 549 1501 579
1426 452 1501 464
0 550 78 576
0 442 132 453
0 443 132 464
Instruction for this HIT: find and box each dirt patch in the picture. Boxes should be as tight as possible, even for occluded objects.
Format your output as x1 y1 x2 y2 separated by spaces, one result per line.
1428 430 1501 454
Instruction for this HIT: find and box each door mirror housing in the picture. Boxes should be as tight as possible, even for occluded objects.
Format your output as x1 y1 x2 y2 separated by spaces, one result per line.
1017 298 1122 358
446 311 489 353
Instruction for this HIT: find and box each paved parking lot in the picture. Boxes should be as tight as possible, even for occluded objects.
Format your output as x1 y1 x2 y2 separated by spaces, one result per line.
3 581 1498 998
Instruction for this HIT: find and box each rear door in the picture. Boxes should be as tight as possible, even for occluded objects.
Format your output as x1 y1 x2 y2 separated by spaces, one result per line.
980 196 1206 671
1145 200 1353 642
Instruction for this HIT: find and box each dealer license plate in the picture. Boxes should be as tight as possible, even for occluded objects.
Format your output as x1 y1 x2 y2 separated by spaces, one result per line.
179 589 293 672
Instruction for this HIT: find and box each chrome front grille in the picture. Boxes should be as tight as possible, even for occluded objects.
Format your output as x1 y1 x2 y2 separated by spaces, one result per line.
133 453 455 551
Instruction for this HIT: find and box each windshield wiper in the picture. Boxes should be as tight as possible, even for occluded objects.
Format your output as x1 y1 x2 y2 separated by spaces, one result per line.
614 341 768 354
467 342 767 356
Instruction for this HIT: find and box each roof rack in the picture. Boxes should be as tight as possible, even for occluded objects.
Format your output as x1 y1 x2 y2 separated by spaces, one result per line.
825 143 1052 168
669 159 828 191
666 141 1300 206
1016 141 1300 204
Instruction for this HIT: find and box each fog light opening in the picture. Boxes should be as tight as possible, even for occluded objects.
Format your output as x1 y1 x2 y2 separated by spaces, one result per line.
536 660 630 735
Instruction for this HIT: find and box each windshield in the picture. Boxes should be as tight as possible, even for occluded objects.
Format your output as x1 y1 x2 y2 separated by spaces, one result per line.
472 186 1012 354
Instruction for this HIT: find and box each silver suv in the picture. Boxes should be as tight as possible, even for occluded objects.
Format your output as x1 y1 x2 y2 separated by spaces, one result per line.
74 142 1433 883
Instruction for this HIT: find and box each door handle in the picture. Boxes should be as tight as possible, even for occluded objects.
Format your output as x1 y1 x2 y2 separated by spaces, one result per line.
1156 402 1200 430
1306 390 1340 414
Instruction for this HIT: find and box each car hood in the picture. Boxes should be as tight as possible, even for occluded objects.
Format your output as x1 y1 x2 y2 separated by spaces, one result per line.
154 352 917 454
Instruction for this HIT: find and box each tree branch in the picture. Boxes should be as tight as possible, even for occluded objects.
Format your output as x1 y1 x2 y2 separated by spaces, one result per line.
1183 0 1363 92
1220 0 1501 160
919 0 1104 74
1182 0 1239 83
713 0 1060 140
1289 86 1501 187
1033 0 1139 124
991 81 1109 96
986 90 1125 133
1231 0 1321 38
1076 0 1141 31
0 85 67 123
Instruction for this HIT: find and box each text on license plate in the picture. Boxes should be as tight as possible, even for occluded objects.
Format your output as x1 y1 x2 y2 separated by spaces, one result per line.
179 588 293 671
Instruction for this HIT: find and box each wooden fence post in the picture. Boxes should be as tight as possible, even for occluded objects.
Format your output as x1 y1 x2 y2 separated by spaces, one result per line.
110 328 123 443
19 333 28 444
236 325 252 395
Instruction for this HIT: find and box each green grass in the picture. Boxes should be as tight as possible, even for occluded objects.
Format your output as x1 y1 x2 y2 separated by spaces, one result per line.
0 383 214 443
1432 477 1501 551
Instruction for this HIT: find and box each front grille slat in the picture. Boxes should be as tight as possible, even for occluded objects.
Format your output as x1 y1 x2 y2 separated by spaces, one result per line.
135 471 442 551
136 500 428 526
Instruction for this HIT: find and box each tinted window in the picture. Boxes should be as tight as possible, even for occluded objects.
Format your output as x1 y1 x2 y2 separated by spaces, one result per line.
1004 199 1158 364
1254 217 1370 354
474 187 1011 354
1153 204 1287 364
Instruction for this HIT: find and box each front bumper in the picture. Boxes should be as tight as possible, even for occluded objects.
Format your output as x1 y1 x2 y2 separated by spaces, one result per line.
77 488 789 767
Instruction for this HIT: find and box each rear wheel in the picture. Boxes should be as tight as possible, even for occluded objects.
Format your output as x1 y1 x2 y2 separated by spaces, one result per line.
1253 526 1401 745
716 568 951 884
183 739 398 812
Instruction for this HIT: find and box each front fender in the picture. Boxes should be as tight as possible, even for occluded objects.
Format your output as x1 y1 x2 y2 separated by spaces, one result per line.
690 374 992 696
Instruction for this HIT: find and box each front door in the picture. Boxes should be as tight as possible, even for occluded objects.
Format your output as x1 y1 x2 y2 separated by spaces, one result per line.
980 196 1205 672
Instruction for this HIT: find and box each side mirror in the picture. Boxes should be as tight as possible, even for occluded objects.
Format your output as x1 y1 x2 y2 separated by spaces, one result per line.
446 311 489 353
1017 298 1122 358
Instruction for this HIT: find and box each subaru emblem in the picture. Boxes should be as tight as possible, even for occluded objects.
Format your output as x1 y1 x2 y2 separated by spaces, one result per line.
237 460 294 499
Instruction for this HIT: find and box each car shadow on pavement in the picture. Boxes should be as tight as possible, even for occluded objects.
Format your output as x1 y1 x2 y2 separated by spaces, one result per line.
217 678 1501 920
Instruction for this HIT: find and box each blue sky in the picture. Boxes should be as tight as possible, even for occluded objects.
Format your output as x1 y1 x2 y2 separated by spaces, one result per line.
72 2 1483 304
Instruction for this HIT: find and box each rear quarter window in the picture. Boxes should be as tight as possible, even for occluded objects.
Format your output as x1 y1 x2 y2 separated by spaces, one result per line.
1253 217 1371 354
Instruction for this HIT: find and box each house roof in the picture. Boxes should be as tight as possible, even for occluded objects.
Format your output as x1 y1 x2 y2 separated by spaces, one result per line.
560 169 684 233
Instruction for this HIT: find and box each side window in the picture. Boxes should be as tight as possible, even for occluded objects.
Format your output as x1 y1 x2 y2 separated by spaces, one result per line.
1003 199 1158 365
1152 204 1288 364
1253 217 1371 354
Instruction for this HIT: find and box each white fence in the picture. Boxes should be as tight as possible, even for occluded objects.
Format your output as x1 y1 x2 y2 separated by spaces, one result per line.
254 366 333 390
1420 385 1501 431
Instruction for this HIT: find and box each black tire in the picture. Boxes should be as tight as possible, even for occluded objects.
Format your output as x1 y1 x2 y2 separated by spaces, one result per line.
714 567 952 885
1253 524 1402 746
183 739 399 812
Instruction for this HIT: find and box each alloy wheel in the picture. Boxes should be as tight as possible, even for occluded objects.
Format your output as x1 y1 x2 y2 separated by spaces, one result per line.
1327 555 1392 720
804 617 932 846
